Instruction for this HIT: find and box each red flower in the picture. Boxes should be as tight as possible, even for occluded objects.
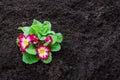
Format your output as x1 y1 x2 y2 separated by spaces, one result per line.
31 34 39 44
36 46 50 60
44 36 52 44
18 34 32 52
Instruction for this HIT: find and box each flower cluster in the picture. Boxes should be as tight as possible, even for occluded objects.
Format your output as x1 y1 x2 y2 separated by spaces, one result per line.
16 19 63 64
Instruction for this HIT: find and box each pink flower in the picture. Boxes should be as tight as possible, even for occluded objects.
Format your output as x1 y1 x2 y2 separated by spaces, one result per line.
18 34 32 52
44 36 52 44
36 46 50 60
31 34 39 44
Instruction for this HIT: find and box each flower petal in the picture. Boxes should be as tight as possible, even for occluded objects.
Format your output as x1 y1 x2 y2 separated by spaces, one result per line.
31 34 39 44
36 46 50 60
45 46 51 52
18 37 30 53
38 52 49 60
21 40 30 48
18 34 25 42
44 36 52 44
33 40 38 44
19 43 26 52
26 34 33 42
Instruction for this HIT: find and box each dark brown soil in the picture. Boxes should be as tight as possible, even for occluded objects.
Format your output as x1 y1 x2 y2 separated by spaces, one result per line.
0 0 120 80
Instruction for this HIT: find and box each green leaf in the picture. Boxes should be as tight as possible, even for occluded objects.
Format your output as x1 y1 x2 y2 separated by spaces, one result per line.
32 19 42 26
40 37 46 40
18 26 35 35
28 27 35 34
31 19 43 35
43 42 50 46
38 35 41 40
31 20 52 36
56 33 63 43
47 31 55 35
43 21 51 31
26 44 36 55
41 26 49 35
18 27 30 36
22 53 39 64
42 52 52 64
38 35 46 40
16 38 19 46
31 25 40 35
51 43 61 52
50 35 57 45
40 21 52 35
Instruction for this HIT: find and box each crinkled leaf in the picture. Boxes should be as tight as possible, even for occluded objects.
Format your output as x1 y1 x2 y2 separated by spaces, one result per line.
50 35 57 45
42 52 52 64
41 26 49 35
28 27 35 34
31 20 52 35
38 35 41 39
26 44 36 55
31 25 40 35
40 21 52 35
43 21 51 31
38 35 46 40
32 19 42 27
31 19 42 35
40 37 46 40
51 43 61 52
47 31 55 35
18 27 30 36
56 33 63 43
43 42 50 46
22 53 39 64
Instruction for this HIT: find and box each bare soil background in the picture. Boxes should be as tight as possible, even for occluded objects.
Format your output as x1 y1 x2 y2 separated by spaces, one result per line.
0 0 120 80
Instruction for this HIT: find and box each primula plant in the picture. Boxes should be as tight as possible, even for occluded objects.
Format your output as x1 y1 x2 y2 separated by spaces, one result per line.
16 19 63 64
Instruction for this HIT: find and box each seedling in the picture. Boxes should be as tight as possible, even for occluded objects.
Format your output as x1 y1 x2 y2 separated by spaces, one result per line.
16 19 63 64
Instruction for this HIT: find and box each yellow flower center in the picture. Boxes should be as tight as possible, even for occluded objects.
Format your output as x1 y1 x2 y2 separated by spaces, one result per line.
39 48 45 55
23 39 28 47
